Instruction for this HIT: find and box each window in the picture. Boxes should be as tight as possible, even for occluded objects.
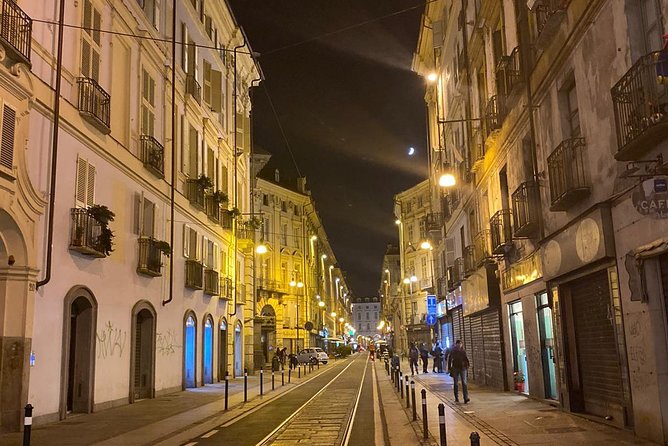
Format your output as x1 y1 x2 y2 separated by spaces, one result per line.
407 224 414 244
263 194 269 206
294 205 301 216
281 201 287 212
202 237 217 269
281 223 288 246
417 195 423 208
137 0 158 29
75 156 96 208
358 312 361 320
183 224 198 260
141 69 156 137
81 0 101 81
280 261 288 284
640 0 663 53
134 192 156 237
263 217 270 242
187 124 199 177
366 312 369 320
408 260 415 276
405 202 412 213
421 257 428 278
560 80 580 139
0 103 16 172
294 226 301 248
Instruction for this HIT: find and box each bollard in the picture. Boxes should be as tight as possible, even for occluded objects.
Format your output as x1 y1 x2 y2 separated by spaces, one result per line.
396 367 401 392
272 370 275 391
391 365 394 383
244 369 248 402
317 360 320 369
288 368 292 383
469 432 480 446
400 371 404 399
260 367 264 396
224 373 229 411
405 376 410 409
421 389 428 440
411 381 417 421
23 404 32 446
438 403 447 446
298 365 301 378
282 369 285 386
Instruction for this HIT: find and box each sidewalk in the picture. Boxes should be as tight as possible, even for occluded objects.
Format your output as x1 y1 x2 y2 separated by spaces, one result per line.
0 363 330 446
382 357 658 446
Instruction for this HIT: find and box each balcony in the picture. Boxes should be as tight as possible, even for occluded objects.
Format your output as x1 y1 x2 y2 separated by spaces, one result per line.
69 208 106 258
0 0 32 65
453 257 466 286
77 77 111 134
185 179 206 210
236 222 255 241
490 209 513 255
484 95 506 139
220 276 233 300
463 246 476 276
496 47 522 96
473 229 492 267
257 278 288 294
137 237 163 277
512 180 540 238
204 269 219 295
185 259 203 289
419 277 433 290
221 211 234 230
470 127 486 171
611 51 668 160
534 0 568 46
186 74 201 104
236 283 246 302
205 195 221 223
547 137 590 211
437 276 449 298
140 135 164 178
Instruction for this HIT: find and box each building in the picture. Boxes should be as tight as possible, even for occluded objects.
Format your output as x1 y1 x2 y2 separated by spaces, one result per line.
413 0 668 442
351 297 381 340
0 0 260 432
379 244 402 352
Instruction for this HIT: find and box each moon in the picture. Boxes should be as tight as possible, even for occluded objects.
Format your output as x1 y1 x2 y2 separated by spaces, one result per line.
408 147 415 156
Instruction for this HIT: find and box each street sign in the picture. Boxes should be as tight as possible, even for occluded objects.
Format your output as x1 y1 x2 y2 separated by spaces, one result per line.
425 314 437 326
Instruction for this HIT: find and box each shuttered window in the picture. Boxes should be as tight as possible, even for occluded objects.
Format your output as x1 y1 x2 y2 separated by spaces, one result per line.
203 59 212 105
141 69 156 137
183 224 198 260
81 0 101 81
75 156 96 208
188 124 198 177
0 104 16 171
133 192 156 237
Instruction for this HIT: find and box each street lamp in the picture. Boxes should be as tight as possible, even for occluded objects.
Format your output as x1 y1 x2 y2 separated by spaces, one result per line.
255 243 268 254
420 240 432 250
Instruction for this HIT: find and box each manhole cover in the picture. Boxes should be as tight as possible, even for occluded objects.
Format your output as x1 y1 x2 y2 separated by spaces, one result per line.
545 426 586 433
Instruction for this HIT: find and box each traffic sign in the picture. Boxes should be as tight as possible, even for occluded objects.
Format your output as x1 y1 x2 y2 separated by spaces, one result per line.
425 314 437 326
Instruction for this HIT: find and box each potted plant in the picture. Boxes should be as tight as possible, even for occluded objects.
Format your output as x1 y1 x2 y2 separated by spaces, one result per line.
87 204 115 256
246 216 263 229
513 371 525 393
196 174 214 190
211 190 228 203
153 240 172 257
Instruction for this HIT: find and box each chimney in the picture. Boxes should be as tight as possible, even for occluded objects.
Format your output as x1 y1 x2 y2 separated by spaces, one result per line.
274 169 280 183
297 177 307 194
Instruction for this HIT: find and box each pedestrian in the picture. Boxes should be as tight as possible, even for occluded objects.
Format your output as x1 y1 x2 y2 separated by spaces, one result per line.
419 343 429 373
277 347 286 369
409 342 420 375
448 339 470 403
431 340 438 373
369 343 376 361
289 352 298 370
434 342 444 373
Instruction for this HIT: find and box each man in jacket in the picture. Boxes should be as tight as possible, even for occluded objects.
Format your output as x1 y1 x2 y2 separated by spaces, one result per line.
447 339 470 403
408 343 420 375
419 343 429 373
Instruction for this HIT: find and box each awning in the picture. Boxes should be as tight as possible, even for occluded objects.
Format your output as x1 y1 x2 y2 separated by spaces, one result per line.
633 237 668 259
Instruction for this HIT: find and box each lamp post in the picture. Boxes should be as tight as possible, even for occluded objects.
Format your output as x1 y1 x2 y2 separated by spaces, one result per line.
331 311 337 338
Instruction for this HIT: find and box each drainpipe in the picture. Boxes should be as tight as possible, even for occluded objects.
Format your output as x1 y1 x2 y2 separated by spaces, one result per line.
36 0 66 290
162 0 177 306
249 76 261 322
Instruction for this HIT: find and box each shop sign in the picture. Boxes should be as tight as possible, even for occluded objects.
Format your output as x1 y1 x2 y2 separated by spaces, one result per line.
462 269 489 316
501 251 543 292
446 286 463 310
632 176 668 219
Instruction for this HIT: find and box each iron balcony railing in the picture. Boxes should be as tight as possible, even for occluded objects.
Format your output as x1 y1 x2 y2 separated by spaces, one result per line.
419 277 432 290
185 179 206 209
69 208 106 258
496 47 522 96
453 257 466 285
611 50 668 160
490 209 513 255
424 212 442 233
512 180 540 238
77 77 111 133
186 74 201 104
137 237 163 276
473 229 492 267
204 195 221 223
140 135 164 178
471 126 486 170
185 259 204 289
437 276 449 298
547 137 590 211
257 278 288 293
0 0 32 65
236 224 255 241
535 0 568 37
204 269 219 295
484 95 506 139
220 276 233 300
463 245 476 276
221 211 234 230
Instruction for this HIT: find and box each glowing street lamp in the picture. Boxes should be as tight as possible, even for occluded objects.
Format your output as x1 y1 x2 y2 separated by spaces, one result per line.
427 72 438 82
420 240 432 250
438 172 456 188
318 301 325 308
255 243 268 254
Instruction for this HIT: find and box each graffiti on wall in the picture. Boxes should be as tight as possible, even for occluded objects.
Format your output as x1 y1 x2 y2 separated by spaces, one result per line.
157 329 181 356
97 321 127 359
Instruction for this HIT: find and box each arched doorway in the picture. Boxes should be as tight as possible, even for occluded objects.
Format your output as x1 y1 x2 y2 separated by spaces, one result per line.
259 305 276 365
184 312 197 388
130 301 156 402
234 321 243 377
60 287 97 418
218 318 228 380
202 315 214 384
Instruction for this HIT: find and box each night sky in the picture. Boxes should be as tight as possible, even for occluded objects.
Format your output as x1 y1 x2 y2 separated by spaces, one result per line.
229 0 428 297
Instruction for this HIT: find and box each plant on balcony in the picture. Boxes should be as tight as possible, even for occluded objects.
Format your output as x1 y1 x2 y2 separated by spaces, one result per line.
154 240 172 257
245 216 263 229
211 190 228 203
225 207 242 218
87 204 115 256
196 174 214 190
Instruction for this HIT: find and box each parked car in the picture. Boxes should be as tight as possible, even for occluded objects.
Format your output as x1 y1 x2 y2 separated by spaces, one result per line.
296 347 329 364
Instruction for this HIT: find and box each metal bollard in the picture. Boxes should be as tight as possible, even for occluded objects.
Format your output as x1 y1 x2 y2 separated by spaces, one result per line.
411 381 417 421
282 369 285 386
400 372 404 399
298 365 301 378
391 365 394 383
317 360 320 369
289 368 292 383
260 368 264 396
23 404 33 446
244 369 248 402
438 403 447 446
421 389 428 440
272 370 275 390
470 432 480 446
396 368 401 392
405 376 410 409
224 373 229 410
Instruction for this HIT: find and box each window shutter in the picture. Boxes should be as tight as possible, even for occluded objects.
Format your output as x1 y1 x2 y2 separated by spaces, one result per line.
133 192 142 235
207 147 214 180
143 197 155 237
181 23 188 70
189 228 198 260
188 125 198 177
243 115 250 153
213 243 219 270
86 162 96 206
0 104 16 170
183 224 190 258
202 236 208 267
210 69 222 112
235 112 244 152
203 60 212 105
81 40 91 77
75 157 88 208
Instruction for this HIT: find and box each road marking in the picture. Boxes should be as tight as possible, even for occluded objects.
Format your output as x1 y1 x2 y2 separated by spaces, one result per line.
371 361 385 446
253 359 358 445
342 355 369 446
183 442 198 446
200 429 218 438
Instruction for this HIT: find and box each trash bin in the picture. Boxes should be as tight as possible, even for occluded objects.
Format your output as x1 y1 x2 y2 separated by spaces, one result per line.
272 355 280 372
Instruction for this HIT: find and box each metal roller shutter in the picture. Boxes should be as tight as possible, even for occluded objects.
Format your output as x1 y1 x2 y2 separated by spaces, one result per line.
482 310 504 389
661 255 668 327
571 270 623 418
468 315 485 385
451 307 464 346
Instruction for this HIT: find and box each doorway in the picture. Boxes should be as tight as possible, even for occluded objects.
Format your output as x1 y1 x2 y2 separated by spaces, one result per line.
537 292 557 400
234 321 243 377
260 305 276 365
61 287 97 418
218 318 228 380
131 302 156 401
203 316 213 384
508 301 529 394
184 313 196 388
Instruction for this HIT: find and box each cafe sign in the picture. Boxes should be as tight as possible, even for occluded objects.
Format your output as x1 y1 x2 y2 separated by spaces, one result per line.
633 176 668 219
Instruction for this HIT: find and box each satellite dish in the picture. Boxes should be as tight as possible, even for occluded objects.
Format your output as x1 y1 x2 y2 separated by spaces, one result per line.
304 321 314 331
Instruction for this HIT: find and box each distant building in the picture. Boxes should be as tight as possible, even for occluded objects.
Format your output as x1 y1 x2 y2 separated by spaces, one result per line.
351 297 381 340
379 244 402 352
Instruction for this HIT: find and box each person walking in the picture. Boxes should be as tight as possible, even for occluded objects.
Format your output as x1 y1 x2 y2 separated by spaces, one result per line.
369 343 376 361
433 342 444 373
419 343 429 373
408 343 420 375
448 339 470 403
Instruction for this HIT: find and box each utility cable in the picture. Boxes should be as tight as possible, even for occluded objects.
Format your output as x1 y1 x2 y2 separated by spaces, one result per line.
261 81 303 177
